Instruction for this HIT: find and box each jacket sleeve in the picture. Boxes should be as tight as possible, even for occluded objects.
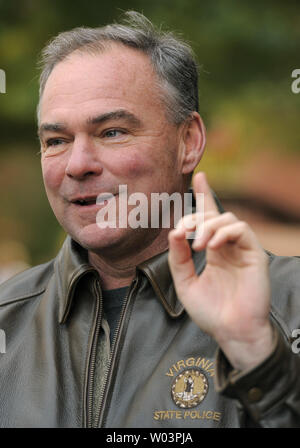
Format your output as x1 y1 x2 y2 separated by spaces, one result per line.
214 324 300 427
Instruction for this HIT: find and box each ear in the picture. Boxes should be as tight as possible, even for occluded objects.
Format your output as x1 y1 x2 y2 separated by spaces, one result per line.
180 112 206 175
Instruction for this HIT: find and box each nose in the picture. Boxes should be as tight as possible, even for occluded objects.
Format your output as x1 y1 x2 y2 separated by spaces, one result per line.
65 135 103 180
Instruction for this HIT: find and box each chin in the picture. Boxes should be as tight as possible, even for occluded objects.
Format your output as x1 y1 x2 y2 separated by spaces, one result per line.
68 223 129 252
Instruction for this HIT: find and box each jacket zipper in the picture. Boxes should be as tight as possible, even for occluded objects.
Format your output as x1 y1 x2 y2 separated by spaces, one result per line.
94 275 139 428
84 278 103 428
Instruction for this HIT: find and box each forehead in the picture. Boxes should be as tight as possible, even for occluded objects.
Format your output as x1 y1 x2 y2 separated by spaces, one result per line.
40 44 163 124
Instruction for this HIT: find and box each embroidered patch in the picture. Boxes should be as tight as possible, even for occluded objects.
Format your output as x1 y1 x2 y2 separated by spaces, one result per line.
171 368 208 409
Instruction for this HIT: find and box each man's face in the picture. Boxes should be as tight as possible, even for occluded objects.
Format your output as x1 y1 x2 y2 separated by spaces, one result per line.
39 44 188 253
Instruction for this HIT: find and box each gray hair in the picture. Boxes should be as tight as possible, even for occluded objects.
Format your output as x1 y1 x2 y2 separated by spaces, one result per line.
37 11 199 125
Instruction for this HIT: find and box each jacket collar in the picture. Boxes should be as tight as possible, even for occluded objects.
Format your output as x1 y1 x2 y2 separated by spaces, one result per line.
55 235 206 323
54 187 222 323
137 246 206 318
54 237 97 324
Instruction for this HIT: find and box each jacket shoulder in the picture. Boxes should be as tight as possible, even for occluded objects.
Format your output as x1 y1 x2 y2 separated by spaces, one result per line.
0 260 55 306
268 251 300 282
267 252 300 336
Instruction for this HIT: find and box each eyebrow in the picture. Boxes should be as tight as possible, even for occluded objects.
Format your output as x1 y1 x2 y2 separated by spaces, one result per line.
38 109 142 138
87 110 142 128
38 122 67 138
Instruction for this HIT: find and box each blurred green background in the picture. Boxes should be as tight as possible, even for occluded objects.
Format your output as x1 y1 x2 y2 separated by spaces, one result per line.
0 0 300 276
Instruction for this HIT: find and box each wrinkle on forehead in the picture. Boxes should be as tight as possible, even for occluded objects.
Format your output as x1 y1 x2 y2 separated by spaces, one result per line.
40 43 162 119
40 44 170 131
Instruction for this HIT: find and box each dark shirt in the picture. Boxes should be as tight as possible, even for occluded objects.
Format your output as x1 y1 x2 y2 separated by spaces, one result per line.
102 286 129 347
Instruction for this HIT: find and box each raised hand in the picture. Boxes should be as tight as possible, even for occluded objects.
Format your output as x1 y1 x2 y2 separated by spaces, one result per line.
168 172 274 371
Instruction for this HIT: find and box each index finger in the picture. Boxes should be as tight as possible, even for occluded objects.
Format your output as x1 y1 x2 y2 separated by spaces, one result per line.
193 171 219 216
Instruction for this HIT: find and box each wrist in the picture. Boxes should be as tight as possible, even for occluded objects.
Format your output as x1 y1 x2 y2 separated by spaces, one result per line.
215 322 275 372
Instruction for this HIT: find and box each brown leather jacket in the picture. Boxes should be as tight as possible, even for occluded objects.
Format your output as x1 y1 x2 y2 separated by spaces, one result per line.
0 236 299 428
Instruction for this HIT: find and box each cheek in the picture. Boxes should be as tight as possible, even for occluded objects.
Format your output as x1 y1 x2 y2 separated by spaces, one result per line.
108 152 154 179
41 158 65 193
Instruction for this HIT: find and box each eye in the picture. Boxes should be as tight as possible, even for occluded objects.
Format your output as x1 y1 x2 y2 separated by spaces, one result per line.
42 138 68 155
103 129 126 138
45 138 65 147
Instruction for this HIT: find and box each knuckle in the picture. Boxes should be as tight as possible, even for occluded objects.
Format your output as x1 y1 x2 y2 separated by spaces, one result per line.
237 220 248 231
223 211 237 222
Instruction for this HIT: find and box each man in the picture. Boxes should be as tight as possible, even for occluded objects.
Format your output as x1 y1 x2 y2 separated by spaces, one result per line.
0 11 299 428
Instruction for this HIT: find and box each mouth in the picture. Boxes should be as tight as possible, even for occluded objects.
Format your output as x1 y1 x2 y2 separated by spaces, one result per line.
70 193 118 207
71 196 98 207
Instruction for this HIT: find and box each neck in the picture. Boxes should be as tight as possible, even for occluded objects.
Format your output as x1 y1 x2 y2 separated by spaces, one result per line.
88 228 170 289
